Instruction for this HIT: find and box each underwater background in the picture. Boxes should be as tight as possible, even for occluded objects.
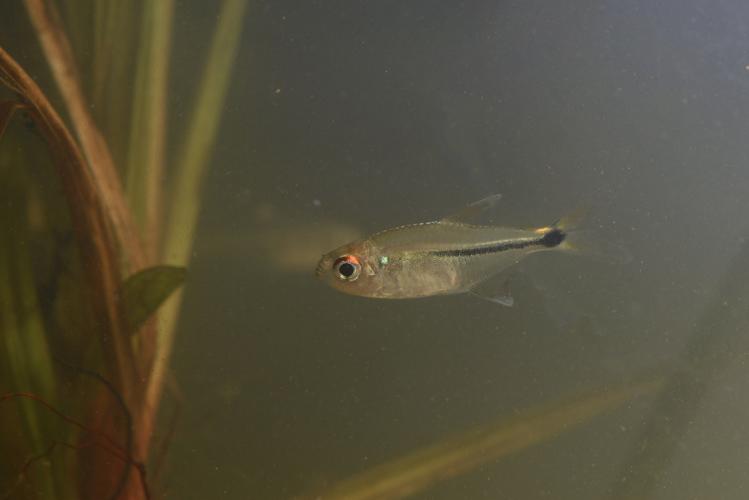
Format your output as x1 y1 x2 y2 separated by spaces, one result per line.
3 1 749 499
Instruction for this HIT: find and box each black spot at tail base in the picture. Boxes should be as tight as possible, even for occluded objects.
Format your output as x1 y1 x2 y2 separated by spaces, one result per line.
539 228 566 248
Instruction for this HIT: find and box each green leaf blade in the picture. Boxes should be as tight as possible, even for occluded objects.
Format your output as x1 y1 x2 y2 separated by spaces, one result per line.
121 265 186 333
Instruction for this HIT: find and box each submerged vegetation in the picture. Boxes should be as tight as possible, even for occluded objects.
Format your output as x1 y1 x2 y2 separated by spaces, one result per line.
0 1 246 498
2 2 748 500
314 377 664 500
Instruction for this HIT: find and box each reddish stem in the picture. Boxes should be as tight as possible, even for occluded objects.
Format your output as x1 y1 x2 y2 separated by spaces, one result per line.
0 392 150 500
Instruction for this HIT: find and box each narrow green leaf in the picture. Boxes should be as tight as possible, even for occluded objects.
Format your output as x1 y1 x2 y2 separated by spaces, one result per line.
121 265 186 333
315 376 664 500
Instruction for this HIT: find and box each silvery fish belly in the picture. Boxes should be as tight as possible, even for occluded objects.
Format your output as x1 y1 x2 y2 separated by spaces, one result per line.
315 195 576 300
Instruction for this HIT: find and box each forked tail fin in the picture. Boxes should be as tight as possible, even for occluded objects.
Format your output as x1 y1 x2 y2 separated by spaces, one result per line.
550 206 588 252
548 207 631 264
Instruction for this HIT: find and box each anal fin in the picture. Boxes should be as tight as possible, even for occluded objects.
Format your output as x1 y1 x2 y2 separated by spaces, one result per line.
470 276 514 307
471 290 515 307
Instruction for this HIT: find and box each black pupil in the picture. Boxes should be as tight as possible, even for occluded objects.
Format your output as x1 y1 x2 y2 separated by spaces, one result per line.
338 262 356 277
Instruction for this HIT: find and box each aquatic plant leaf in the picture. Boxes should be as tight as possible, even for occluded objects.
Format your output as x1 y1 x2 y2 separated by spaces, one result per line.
121 265 186 333
126 0 174 254
145 0 248 455
2 44 141 497
0 159 58 500
313 376 663 500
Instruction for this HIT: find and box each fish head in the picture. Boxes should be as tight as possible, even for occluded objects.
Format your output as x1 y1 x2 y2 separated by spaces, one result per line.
315 239 383 297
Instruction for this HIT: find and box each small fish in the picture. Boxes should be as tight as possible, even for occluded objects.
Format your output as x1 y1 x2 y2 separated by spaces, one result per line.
315 195 582 302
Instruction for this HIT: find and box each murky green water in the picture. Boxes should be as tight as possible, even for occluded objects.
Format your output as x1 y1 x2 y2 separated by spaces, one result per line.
4 1 749 499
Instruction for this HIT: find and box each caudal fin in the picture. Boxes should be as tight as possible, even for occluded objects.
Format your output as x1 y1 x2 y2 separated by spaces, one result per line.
548 208 631 264
550 206 587 252
553 206 587 232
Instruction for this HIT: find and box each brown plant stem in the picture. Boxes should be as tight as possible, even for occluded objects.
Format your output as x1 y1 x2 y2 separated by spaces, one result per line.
0 100 25 137
0 45 133 415
22 0 162 441
0 46 144 499
23 0 146 271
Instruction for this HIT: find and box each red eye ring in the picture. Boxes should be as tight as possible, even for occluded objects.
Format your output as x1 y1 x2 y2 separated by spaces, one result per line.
333 255 361 281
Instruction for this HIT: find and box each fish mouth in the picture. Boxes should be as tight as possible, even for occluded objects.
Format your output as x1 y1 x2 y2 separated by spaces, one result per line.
314 256 328 277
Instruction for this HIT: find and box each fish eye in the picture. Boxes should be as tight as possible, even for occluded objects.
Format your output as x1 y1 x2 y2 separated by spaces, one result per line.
334 255 361 281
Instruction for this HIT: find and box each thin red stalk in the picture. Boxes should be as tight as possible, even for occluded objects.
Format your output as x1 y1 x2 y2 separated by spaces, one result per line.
0 392 150 499
1 442 56 500
1 393 127 461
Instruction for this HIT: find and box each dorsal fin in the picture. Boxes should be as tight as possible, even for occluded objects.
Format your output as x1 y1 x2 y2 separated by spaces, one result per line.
441 194 502 224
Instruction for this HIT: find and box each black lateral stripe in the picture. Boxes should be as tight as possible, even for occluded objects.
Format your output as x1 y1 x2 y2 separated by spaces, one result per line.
430 229 566 258
430 237 541 257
